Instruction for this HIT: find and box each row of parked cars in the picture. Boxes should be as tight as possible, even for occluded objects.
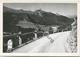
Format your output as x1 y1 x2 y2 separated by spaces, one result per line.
4 25 70 53
3 30 52 52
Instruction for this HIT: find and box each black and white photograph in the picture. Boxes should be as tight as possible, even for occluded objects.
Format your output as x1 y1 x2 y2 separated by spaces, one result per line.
3 3 77 53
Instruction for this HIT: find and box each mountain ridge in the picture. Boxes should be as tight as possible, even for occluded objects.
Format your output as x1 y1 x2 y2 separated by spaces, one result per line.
3 6 74 32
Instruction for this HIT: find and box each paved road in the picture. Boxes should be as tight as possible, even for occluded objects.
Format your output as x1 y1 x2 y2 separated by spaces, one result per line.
12 31 71 53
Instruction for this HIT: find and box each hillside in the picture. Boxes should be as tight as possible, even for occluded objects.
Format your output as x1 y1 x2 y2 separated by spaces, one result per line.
3 6 74 32
28 9 73 25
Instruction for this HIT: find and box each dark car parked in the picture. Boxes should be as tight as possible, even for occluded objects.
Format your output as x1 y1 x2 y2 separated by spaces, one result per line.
3 33 19 52
37 31 44 38
20 32 35 44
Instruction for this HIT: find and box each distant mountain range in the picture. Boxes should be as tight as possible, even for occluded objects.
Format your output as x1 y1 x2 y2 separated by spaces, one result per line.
3 6 74 32
3 6 33 13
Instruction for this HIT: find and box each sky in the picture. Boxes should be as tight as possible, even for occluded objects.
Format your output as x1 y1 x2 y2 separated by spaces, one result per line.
3 3 77 17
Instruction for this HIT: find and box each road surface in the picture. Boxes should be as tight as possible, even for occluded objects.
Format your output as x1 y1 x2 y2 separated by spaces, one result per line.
12 31 71 53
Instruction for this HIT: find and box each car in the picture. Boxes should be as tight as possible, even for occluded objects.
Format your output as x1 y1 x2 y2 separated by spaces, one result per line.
3 33 19 52
20 32 35 43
